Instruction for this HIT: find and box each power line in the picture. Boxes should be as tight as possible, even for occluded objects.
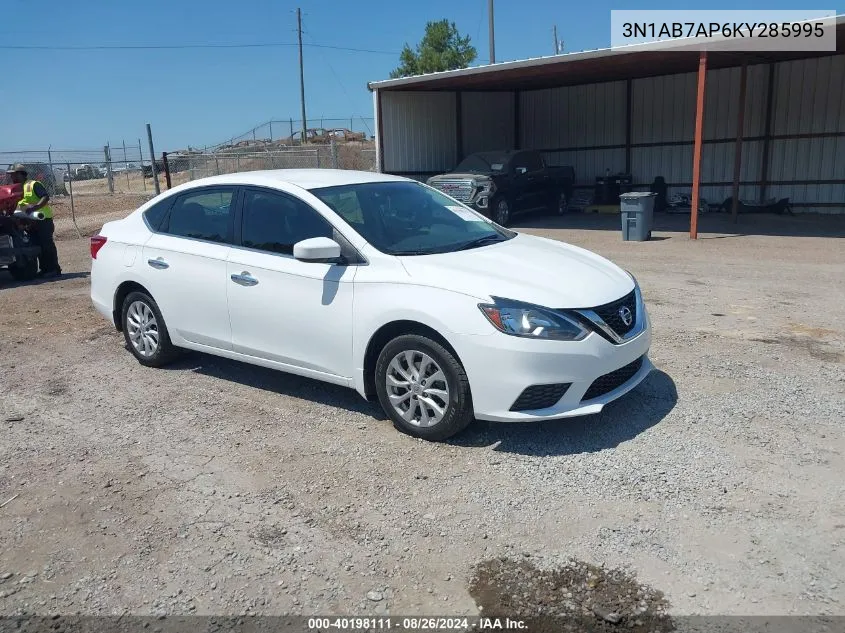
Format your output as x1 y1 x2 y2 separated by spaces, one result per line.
0 42 399 54
297 8 307 143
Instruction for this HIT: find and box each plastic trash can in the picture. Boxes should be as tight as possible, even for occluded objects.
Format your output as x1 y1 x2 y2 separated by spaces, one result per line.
620 192 657 241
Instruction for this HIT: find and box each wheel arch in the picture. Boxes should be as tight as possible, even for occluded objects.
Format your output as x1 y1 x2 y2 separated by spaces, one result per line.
112 280 154 331
362 320 464 401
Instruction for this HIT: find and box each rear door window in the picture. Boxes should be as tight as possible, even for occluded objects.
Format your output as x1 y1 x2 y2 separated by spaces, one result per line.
163 188 236 244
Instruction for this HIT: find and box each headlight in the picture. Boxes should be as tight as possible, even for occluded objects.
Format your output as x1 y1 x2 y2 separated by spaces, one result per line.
478 179 495 195
478 298 589 341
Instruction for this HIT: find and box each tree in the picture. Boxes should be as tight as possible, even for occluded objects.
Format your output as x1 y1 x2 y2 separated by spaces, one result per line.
390 20 477 79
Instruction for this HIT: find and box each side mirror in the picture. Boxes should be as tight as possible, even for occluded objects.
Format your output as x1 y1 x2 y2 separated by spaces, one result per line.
293 237 342 263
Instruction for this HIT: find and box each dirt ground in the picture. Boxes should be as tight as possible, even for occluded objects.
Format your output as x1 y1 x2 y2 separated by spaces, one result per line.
1 202 844 625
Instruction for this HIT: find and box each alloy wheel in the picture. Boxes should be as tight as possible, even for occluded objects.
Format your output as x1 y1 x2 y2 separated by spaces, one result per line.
385 350 451 427
126 300 160 358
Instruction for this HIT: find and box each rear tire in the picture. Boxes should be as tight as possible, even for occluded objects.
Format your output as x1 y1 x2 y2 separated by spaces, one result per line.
8 256 38 281
375 334 474 442
121 291 179 367
554 190 568 215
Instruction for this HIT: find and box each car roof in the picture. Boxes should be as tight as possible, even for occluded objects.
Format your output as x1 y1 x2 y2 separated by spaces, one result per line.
170 169 410 192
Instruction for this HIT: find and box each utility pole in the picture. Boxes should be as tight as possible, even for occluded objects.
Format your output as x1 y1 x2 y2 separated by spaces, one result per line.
488 0 495 64
297 7 307 145
553 25 560 54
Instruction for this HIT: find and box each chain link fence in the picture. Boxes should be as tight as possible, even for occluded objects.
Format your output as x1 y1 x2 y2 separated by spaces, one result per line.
0 141 157 197
1 119 378 232
171 143 376 184
205 117 375 152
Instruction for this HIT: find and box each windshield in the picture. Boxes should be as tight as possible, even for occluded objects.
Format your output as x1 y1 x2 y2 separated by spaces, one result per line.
311 181 515 256
454 153 509 173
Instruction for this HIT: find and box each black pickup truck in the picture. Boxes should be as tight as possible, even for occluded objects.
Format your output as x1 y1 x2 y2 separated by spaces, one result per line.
426 150 575 226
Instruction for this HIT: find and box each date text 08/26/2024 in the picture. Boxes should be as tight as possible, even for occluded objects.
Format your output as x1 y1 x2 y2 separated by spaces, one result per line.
307 617 528 630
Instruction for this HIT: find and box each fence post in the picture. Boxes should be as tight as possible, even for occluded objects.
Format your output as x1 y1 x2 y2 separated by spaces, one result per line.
47 148 55 195
162 152 172 189
330 135 338 169
65 162 81 238
269 121 273 141
146 124 160 195
289 118 294 143
104 145 115 194
122 140 131 190
138 139 147 193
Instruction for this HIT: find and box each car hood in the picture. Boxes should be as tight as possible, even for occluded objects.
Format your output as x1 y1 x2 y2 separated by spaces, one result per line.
397 233 634 308
428 172 497 180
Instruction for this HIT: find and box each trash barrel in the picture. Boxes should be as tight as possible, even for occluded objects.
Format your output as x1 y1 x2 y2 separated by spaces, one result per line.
620 192 657 241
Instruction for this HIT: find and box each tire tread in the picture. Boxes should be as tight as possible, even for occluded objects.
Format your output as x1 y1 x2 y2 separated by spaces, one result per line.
375 334 474 442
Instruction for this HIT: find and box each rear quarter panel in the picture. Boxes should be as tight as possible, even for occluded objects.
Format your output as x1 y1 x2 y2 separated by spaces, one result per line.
90 211 152 323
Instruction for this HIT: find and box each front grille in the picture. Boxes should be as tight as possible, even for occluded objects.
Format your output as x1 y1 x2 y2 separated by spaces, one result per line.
591 290 637 337
510 383 571 412
431 179 474 203
582 356 644 402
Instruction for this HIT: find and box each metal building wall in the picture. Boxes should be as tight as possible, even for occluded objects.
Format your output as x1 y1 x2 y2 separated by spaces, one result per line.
377 54 843 212
461 92 515 155
521 82 627 176
629 65 769 206
767 55 845 213
380 91 456 177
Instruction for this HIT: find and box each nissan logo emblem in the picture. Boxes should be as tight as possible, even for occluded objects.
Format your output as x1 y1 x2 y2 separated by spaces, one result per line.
618 306 633 327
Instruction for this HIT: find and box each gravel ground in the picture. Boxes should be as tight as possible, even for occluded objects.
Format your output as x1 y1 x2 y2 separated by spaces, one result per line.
0 206 843 625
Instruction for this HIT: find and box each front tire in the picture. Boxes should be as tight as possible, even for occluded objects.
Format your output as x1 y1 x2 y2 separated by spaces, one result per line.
492 196 511 226
121 291 179 367
375 334 474 442
8 256 38 281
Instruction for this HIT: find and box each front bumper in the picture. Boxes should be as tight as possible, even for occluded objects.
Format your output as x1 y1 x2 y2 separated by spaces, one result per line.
451 314 653 423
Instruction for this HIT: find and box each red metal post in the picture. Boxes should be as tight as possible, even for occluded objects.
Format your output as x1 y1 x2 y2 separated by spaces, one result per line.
690 51 708 240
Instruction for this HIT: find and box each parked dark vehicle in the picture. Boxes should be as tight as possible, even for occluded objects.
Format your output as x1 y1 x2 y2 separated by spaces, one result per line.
0 185 40 282
426 150 575 226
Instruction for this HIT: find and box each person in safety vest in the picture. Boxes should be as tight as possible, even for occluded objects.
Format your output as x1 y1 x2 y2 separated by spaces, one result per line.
6 164 61 277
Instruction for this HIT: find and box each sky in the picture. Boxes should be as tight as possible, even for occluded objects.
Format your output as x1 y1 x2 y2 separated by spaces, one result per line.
0 0 840 152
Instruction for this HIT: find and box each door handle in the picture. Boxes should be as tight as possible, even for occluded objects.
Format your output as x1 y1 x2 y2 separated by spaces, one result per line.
147 257 169 269
230 271 258 286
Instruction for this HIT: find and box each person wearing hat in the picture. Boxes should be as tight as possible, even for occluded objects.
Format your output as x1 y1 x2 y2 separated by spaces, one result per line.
6 164 61 277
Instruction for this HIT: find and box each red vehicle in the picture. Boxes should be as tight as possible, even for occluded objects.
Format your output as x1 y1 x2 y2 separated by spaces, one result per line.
0 184 41 281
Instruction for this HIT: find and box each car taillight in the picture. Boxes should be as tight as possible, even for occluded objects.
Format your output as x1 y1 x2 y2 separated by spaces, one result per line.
90 235 107 259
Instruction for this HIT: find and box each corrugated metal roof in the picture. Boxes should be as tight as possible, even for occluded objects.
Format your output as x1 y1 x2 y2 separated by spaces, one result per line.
369 16 844 92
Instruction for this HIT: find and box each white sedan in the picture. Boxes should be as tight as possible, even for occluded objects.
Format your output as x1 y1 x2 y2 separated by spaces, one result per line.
90 170 652 441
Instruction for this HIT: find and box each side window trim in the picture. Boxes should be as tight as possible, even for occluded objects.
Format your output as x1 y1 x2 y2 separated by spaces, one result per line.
159 185 239 245
236 185 366 265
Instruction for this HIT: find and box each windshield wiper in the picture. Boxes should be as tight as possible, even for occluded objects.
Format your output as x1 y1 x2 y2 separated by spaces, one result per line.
454 234 506 251
391 249 434 256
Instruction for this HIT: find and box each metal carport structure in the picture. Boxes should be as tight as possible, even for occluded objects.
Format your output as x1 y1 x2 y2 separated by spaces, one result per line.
368 16 845 238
